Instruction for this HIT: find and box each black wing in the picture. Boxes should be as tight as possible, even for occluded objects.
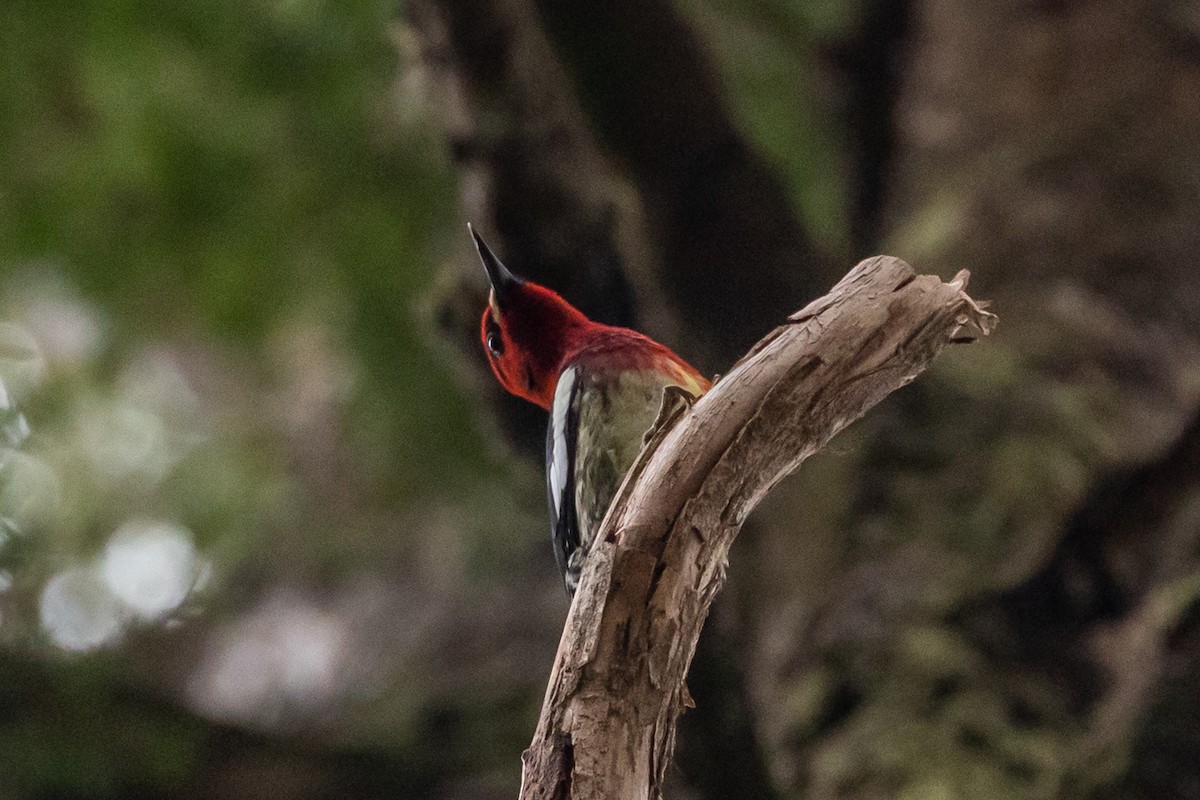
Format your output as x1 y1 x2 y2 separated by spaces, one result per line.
545 365 582 594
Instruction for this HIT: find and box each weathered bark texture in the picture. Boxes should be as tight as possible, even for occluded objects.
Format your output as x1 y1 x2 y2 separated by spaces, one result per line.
519 256 995 799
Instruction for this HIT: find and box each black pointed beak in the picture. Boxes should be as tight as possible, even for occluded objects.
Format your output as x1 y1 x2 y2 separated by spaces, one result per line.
469 223 524 305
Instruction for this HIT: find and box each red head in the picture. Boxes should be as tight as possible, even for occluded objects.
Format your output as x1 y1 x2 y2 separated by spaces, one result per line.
471 225 592 409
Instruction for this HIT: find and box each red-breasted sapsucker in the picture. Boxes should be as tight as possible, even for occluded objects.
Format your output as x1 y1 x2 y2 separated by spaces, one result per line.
471 225 710 595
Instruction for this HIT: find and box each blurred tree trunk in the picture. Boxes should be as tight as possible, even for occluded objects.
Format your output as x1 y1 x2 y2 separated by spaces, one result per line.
409 1 820 798
408 0 642 453
415 0 1200 798
754 2 1200 799
530 0 832 368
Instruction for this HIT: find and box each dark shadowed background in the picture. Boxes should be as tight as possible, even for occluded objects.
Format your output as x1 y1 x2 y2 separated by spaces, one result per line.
2 1 1199 798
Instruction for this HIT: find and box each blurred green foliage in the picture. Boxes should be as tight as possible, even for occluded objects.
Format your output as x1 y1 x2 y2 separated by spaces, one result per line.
682 0 853 252
0 0 494 503
0 1 545 793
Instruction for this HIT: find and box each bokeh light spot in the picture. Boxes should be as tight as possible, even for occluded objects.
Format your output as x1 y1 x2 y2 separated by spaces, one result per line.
101 520 203 619
39 567 125 651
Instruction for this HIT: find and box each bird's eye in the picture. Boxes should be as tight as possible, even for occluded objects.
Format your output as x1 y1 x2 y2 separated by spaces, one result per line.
486 328 504 357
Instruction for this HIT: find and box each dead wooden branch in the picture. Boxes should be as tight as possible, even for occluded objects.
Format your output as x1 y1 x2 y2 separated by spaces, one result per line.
518 255 996 800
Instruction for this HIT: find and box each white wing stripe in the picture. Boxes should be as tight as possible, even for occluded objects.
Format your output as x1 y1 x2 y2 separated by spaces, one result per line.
548 366 577 511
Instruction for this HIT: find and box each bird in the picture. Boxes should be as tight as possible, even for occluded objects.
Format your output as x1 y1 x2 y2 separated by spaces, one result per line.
470 224 710 595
